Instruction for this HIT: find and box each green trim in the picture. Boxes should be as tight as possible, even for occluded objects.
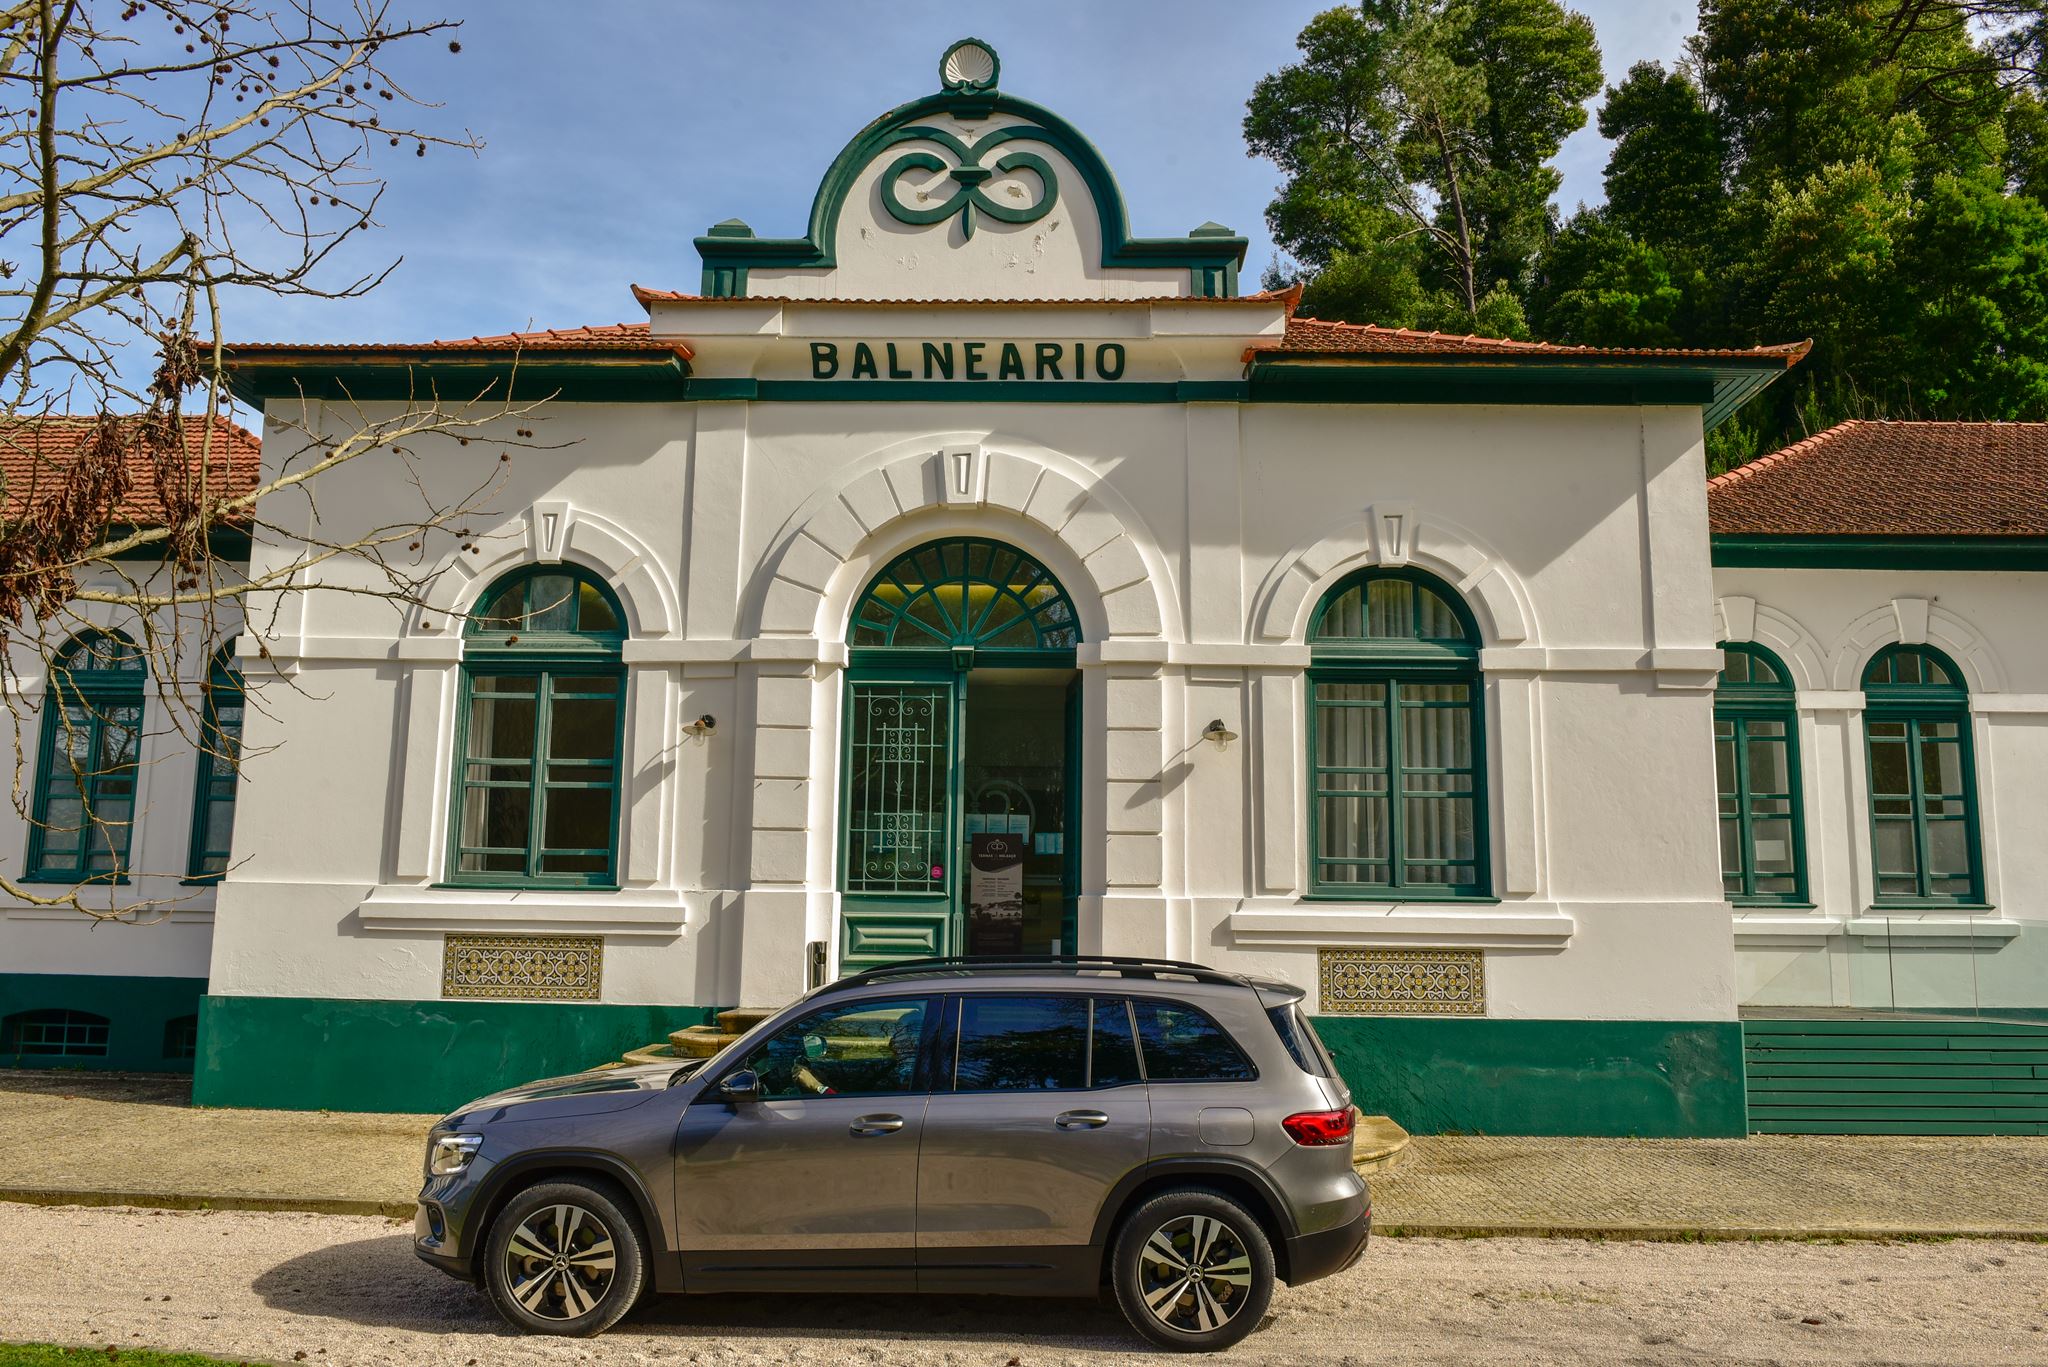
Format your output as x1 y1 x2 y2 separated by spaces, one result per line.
193 994 711 1112
693 85 1247 296
1307 567 1491 900
1249 360 1784 429
1711 534 2048 570
1 973 206 1074
184 647 243 882
1714 643 1809 907
102 522 252 564
225 355 692 408
1744 1017 2048 1135
447 566 629 889
26 632 146 884
1861 645 1984 907
1314 1017 1747 1137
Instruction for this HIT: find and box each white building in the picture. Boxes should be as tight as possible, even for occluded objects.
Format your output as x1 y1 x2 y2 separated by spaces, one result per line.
5 42 2041 1136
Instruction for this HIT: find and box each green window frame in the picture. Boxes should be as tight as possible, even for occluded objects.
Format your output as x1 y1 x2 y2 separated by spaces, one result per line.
447 566 628 889
1714 643 1808 906
25 631 147 884
1862 644 1985 907
184 645 244 882
3 1008 110 1058
1306 567 1490 900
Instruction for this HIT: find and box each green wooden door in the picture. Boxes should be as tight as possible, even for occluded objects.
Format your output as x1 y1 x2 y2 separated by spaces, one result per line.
839 673 961 973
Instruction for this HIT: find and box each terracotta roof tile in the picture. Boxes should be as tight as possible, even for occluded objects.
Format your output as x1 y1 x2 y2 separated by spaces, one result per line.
1250 316 1811 364
227 322 690 360
1 414 261 525
1708 420 2048 537
631 286 1300 308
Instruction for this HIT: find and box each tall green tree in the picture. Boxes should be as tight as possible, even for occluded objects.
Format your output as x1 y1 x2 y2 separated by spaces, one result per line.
1245 1 1600 333
1530 0 2048 464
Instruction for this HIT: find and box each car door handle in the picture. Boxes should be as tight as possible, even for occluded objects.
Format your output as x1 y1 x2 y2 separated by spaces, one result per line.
1056 1109 1111 1130
849 1113 904 1136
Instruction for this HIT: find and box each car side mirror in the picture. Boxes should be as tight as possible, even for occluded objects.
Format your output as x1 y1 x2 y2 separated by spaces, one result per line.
716 1068 762 1104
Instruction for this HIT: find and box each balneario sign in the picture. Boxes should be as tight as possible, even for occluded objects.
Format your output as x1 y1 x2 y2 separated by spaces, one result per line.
809 341 1128 382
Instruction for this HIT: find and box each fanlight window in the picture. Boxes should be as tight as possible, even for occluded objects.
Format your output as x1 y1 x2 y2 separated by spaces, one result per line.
850 538 1079 654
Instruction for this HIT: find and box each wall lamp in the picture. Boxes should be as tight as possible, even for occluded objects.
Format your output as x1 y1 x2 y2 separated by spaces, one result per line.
1202 718 1239 747
684 714 717 738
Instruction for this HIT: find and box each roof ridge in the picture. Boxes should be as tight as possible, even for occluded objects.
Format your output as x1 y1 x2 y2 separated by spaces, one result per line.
1707 420 1862 490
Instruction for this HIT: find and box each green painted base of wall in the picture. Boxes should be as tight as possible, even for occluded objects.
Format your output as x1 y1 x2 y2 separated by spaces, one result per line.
1743 1017 2048 1135
1315 1017 1747 1138
194 995 712 1114
0 973 206 1074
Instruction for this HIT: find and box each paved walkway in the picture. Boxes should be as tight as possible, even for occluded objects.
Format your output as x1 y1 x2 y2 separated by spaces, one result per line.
5 1069 2048 1238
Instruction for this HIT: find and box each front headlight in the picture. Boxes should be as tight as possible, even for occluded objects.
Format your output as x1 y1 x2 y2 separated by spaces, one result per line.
427 1132 483 1177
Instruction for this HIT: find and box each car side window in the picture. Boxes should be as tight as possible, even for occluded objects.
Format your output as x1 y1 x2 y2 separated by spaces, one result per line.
953 995 1089 1092
737 996 929 1101
1131 999 1256 1082
1091 998 1142 1088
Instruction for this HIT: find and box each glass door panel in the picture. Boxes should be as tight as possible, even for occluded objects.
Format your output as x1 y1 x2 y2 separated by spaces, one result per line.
841 677 959 973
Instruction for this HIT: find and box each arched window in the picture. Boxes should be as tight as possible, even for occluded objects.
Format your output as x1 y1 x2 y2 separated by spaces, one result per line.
1715 643 1807 905
26 631 146 883
4 1008 110 1058
849 537 1079 662
186 645 244 881
1863 645 1983 905
451 566 627 887
1307 568 1488 898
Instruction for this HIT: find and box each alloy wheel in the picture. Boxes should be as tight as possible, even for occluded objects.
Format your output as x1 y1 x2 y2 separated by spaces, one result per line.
1135 1213 1255 1333
502 1202 618 1321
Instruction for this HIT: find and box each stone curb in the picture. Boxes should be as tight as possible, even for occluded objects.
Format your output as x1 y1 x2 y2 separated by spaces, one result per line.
0 1187 413 1219
1372 1220 2048 1243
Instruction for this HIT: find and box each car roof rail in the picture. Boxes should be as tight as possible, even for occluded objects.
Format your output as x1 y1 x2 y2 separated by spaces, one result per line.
831 954 1253 990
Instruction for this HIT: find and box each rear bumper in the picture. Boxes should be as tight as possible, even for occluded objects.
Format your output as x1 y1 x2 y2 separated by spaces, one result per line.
1284 1206 1370 1285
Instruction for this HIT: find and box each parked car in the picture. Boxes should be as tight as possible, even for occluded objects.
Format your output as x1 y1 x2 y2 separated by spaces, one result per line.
413 955 1370 1352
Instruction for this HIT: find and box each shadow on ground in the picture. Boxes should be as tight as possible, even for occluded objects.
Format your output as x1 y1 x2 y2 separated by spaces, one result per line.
253 1231 1148 1350
0 1068 191 1107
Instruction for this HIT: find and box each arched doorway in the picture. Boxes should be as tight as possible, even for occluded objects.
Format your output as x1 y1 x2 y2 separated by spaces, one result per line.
838 537 1081 973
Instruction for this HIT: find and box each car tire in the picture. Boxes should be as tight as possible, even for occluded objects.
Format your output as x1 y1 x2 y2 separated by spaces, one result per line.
1110 1187 1276 1352
483 1179 647 1337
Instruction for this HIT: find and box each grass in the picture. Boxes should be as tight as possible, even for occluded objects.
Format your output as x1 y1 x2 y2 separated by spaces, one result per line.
0 1346 273 1367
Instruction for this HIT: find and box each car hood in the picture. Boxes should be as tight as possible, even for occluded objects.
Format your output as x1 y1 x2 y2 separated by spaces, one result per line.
444 1060 699 1125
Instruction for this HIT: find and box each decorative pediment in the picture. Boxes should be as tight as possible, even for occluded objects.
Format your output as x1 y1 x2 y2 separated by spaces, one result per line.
693 39 1246 302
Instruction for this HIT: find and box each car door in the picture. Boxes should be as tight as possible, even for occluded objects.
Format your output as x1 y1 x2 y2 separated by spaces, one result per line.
916 993 1150 1291
672 993 935 1292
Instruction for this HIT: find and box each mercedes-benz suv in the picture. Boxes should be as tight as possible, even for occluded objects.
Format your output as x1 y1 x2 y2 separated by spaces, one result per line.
413 955 1371 1352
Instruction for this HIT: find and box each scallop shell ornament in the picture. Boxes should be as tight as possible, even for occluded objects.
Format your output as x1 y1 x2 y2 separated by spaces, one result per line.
940 39 998 92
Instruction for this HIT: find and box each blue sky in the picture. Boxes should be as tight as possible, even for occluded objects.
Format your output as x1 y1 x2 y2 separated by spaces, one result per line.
231 0 1698 346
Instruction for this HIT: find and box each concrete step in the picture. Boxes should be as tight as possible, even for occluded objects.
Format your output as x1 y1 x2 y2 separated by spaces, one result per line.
1352 1111 1411 1176
716 1006 778 1034
667 1026 740 1058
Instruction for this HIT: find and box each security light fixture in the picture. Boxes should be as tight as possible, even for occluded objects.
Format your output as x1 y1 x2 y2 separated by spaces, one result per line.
1203 719 1238 747
684 714 717 738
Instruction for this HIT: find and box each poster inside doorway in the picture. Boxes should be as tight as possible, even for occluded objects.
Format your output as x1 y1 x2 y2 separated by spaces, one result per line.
969 832 1026 954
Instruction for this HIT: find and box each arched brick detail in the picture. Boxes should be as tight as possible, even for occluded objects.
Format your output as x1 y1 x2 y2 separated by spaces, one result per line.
750 439 1177 642
1253 506 1537 647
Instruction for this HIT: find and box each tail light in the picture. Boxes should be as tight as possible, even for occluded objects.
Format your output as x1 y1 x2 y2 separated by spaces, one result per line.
1281 1108 1355 1146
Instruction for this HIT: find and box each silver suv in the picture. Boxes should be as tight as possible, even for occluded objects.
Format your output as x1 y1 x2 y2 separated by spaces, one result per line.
414 956 1371 1352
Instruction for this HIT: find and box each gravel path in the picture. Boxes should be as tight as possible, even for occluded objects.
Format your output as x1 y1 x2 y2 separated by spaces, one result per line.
4 1204 2047 1366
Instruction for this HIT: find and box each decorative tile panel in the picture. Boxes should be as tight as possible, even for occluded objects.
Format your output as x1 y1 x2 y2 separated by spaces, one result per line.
443 934 603 1001
1318 947 1484 1016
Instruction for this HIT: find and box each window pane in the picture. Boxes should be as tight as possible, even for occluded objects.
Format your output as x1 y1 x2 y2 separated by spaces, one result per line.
1920 735 1963 796
954 996 1088 1092
1868 734 1910 795
1720 650 1752 685
526 573 576 632
845 684 951 893
1927 820 1970 879
1319 795 1388 862
1319 585 1363 639
1715 733 1736 794
1746 734 1788 794
468 694 536 761
1317 695 1385 769
576 581 620 634
1401 696 1471 768
1751 819 1795 875
542 787 611 855
1720 817 1742 880
1133 1001 1253 1082
1874 820 1919 878
460 785 530 854
1403 796 1475 861
742 998 927 1101
1365 578 1410 638
1091 1000 1141 1088
1416 586 1463 640
548 697 618 760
